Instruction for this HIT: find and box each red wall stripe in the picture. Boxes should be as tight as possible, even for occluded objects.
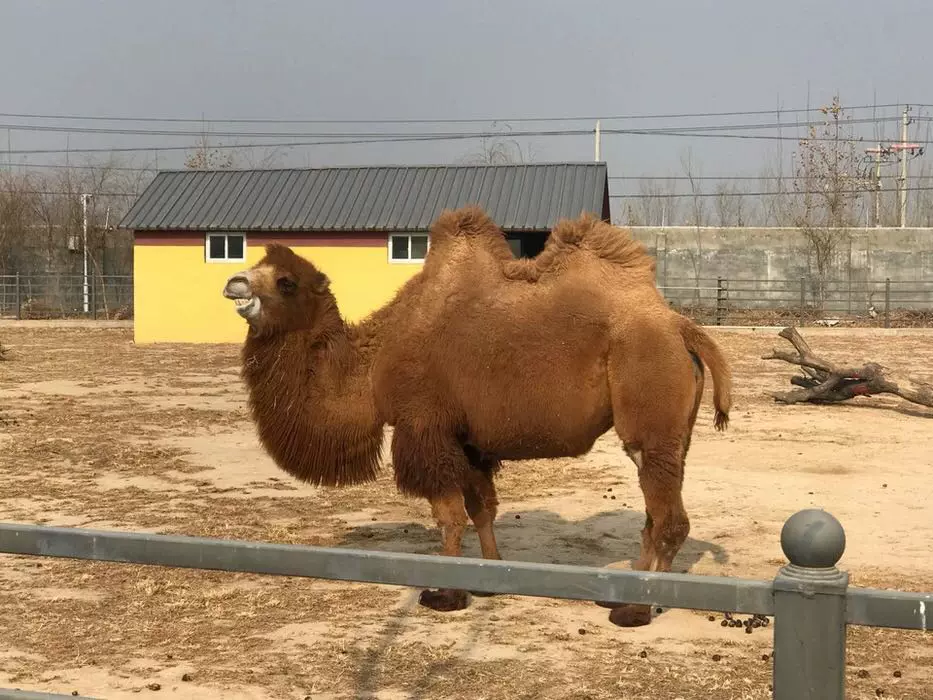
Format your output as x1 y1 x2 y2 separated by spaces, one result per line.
134 231 387 247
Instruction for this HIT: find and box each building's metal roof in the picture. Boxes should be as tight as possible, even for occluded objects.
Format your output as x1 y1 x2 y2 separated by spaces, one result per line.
119 163 610 232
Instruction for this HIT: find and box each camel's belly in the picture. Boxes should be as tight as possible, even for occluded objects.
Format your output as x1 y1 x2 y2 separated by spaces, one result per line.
460 382 614 460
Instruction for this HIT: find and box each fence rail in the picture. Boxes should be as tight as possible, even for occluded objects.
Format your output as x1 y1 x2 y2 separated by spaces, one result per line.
0 509 930 699
660 277 933 327
0 274 133 320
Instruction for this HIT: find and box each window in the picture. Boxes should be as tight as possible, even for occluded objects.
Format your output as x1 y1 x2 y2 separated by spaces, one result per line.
389 233 429 263
205 233 246 263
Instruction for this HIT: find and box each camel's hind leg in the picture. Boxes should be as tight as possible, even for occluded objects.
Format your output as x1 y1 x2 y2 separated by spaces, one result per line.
462 445 502 561
602 331 699 627
461 446 502 597
607 441 690 626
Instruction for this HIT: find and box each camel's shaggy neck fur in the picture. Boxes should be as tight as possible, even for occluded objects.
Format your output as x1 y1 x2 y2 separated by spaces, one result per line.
240 271 410 488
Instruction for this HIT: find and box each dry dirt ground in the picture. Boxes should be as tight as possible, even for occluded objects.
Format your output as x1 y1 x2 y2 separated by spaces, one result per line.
0 323 931 700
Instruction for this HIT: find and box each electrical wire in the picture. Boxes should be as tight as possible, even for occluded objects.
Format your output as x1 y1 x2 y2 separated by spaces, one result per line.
0 103 908 125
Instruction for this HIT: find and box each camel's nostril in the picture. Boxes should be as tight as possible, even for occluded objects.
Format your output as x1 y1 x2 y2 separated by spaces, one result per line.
224 275 251 299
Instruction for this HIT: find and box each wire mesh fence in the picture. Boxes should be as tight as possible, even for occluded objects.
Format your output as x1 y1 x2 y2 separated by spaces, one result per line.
0 274 133 320
1 273 932 327
661 277 933 327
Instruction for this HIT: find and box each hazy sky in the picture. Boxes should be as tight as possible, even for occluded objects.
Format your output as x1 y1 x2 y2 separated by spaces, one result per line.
3 0 933 216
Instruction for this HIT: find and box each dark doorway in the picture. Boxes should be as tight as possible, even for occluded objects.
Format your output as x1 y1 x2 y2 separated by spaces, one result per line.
505 232 547 259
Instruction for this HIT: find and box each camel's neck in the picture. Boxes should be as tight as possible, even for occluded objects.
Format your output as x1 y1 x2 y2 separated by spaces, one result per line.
241 308 384 488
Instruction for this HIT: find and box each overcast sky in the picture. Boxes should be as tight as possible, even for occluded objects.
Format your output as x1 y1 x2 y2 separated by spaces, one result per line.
3 0 933 215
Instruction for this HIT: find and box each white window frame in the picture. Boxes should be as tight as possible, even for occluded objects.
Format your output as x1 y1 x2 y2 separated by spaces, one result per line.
388 233 429 264
205 232 247 263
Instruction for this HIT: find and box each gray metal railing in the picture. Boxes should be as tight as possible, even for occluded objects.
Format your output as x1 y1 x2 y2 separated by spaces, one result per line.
660 277 933 327
0 509 929 699
0 274 133 320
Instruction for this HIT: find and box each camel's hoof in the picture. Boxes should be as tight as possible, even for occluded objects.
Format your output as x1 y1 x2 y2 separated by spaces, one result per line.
418 588 470 612
608 604 653 627
594 600 623 609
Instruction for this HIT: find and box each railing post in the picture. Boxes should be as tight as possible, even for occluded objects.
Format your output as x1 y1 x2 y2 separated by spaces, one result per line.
715 277 725 326
14 273 21 320
772 509 848 700
799 277 806 320
91 276 97 320
884 278 891 329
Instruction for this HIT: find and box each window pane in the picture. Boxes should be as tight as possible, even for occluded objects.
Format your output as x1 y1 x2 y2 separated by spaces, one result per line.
390 235 409 260
227 234 245 259
410 235 428 260
507 238 522 258
208 235 226 260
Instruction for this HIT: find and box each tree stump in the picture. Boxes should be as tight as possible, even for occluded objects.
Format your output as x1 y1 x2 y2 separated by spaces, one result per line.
763 326 933 408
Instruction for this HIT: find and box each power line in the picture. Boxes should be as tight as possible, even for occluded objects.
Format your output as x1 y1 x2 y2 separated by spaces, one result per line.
0 103 908 125
10 184 933 201
8 126 933 157
0 115 905 139
609 184 933 199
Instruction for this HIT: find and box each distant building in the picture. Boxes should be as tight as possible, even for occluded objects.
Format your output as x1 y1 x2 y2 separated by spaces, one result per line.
120 162 610 343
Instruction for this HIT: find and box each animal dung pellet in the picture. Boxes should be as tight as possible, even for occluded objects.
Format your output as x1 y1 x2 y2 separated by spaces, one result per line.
707 615 715 622
711 654 721 662
638 650 648 658
514 514 521 519
893 671 902 678
577 628 586 635
610 495 616 500
857 670 871 679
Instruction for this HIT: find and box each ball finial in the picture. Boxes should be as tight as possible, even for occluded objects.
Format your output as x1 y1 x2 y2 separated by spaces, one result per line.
780 508 846 568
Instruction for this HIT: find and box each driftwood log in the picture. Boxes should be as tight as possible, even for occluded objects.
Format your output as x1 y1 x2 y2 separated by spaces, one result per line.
763 326 933 407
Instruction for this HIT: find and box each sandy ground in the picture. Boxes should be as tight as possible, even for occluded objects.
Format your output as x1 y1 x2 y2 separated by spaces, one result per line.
0 324 931 699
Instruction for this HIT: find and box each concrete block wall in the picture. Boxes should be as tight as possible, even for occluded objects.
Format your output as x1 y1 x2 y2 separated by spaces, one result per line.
627 226 933 310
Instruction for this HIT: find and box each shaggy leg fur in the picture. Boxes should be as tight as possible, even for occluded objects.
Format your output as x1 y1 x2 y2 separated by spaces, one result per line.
391 426 475 613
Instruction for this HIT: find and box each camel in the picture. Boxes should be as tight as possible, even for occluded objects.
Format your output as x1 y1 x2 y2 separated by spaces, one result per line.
222 206 731 628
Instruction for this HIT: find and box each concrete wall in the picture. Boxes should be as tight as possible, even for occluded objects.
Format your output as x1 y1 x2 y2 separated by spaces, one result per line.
628 226 933 310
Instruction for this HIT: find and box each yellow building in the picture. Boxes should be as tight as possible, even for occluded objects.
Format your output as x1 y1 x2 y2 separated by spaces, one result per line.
120 163 611 343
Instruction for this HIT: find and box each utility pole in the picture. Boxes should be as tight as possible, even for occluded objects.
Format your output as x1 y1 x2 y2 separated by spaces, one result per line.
594 120 601 162
82 193 91 314
898 106 911 228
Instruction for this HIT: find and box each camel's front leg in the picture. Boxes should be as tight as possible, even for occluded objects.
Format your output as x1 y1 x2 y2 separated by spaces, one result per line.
418 490 471 611
390 424 474 613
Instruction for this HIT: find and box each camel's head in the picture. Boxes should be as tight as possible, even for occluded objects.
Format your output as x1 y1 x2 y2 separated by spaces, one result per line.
223 243 332 333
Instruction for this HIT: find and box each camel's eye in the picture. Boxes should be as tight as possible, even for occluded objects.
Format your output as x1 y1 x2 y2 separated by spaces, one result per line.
276 276 298 296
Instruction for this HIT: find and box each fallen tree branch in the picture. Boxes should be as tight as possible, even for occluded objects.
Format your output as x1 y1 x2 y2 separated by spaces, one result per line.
762 326 933 408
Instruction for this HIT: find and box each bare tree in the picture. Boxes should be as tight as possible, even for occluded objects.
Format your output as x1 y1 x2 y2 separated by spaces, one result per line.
714 182 748 226
681 149 707 303
791 96 873 308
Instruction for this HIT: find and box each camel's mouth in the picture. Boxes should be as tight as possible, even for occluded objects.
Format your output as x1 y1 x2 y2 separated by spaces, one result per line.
223 275 261 321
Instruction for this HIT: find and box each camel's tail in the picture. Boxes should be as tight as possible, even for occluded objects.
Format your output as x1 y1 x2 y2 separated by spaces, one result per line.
679 318 732 431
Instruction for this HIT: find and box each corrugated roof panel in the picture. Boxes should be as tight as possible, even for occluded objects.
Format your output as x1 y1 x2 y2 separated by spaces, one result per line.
244 170 288 229
273 170 304 229
118 163 608 233
198 170 246 230
146 172 192 230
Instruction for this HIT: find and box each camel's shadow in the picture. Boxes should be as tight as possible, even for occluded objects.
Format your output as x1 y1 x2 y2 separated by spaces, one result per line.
336 507 727 699
338 506 727 573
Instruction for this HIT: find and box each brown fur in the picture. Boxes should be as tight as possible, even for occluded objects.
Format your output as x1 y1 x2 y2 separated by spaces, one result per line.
225 207 733 627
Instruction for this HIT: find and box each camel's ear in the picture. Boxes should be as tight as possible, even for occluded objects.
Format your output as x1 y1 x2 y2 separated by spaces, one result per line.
310 270 330 295
265 242 289 256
